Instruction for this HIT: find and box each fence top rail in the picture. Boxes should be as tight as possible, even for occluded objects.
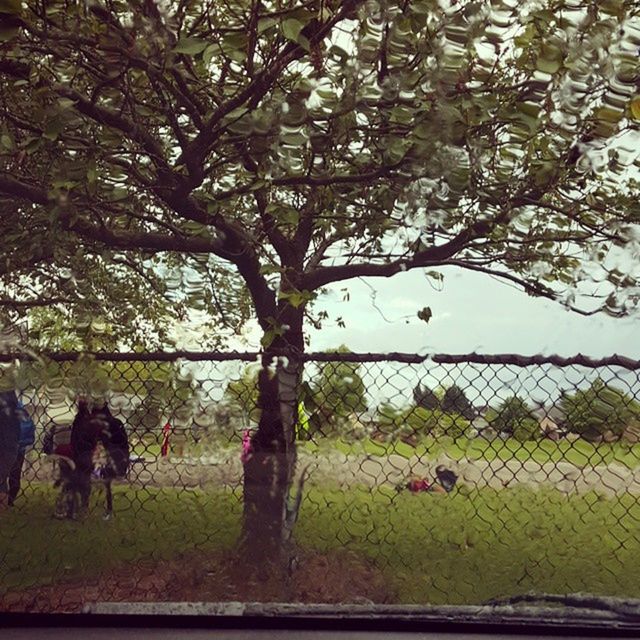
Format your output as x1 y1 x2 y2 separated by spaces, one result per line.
0 350 639 369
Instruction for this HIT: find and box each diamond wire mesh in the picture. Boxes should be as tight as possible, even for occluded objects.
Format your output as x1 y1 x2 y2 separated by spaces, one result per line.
1 352 640 611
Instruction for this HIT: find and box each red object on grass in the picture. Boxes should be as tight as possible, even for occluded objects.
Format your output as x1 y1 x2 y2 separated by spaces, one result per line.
160 422 172 457
407 478 431 493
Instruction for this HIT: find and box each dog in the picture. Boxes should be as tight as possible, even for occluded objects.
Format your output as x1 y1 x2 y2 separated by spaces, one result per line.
48 400 129 520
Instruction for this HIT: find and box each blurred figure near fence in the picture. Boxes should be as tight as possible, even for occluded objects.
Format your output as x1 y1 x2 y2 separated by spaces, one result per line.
160 421 172 457
8 397 36 506
297 401 310 440
0 390 20 512
44 398 130 519
240 429 253 464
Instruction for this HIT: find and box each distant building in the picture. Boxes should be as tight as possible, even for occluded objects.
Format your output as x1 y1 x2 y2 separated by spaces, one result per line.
532 406 566 440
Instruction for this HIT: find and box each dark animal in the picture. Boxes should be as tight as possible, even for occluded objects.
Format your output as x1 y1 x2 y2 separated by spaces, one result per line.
52 400 129 520
435 465 458 493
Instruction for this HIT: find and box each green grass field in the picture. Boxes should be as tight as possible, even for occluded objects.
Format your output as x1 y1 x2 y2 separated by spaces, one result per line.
134 435 640 470
300 436 640 469
2 483 640 604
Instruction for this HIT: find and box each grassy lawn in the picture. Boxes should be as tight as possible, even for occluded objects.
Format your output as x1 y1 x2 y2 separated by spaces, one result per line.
132 433 640 471
2 483 640 605
131 441 162 458
301 436 640 469
0 485 241 593
298 485 640 604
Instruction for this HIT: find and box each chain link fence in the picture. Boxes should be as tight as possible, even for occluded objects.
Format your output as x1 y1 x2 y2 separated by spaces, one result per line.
2 351 640 612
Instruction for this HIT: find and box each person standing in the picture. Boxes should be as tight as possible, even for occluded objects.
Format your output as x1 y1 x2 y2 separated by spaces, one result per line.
0 390 20 512
8 397 36 506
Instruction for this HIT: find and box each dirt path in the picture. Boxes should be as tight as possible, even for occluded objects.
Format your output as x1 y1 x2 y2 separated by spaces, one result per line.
22 450 640 496
0 549 392 613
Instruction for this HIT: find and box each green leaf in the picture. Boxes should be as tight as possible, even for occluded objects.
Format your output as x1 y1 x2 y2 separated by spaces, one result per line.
261 329 276 348
173 38 208 56
536 57 561 74
595 106 624 124
202 44 216 67
221 32 248 62
110 187 129 201
629 96 640 122
257 16 278 34
281 129 308 146
22 136 42 153
328 44 349 61
384 137 408 163
57 98 76 111
259 264 282 276
535 44 563 74
514 24 535 47
281 18 305 42
425 271 443 282
287 292 306 308
599 0 625 17
516 102 541 119
0 133 13 150
43 118 63 141
0 0 22 15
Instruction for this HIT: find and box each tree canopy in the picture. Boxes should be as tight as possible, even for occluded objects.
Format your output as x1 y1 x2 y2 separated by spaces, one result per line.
560 378 640 439
441 384 475 419
413 382 439 410
0 0 639 352
488 395 539 441
310 350 368 434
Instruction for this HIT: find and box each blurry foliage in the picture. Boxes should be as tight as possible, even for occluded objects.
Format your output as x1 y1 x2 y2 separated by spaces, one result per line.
377 403 469 440
223 364 262 425
487 396 540 442
309 346 368 436
0 0 637 356
441 384 476 420
8 352 197 433
413 383 439 410
560 379 640 440
222 348 367 436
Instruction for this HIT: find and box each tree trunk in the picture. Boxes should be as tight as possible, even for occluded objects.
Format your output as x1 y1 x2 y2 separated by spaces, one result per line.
240 306 304 580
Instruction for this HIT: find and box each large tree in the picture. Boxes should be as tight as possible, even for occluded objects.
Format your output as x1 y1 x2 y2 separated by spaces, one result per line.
1 0 639 572
488 395 539 442
441 384 475 420
560 378 640 440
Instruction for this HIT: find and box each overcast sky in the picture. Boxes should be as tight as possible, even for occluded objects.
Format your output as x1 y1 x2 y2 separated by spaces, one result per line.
209 269 639 407
231 268 640 359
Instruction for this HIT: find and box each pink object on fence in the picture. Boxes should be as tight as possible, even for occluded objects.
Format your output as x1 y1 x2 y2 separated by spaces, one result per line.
160 422 172 457
241 429 253 464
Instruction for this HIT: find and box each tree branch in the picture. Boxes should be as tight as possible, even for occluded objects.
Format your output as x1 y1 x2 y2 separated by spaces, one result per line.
440 260 603 317
0 296 75 308
0 174 49 205
185 0 366 166
302 217 496 289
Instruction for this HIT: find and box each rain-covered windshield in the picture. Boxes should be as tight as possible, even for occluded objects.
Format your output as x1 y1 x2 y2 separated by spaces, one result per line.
1 0 640 630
